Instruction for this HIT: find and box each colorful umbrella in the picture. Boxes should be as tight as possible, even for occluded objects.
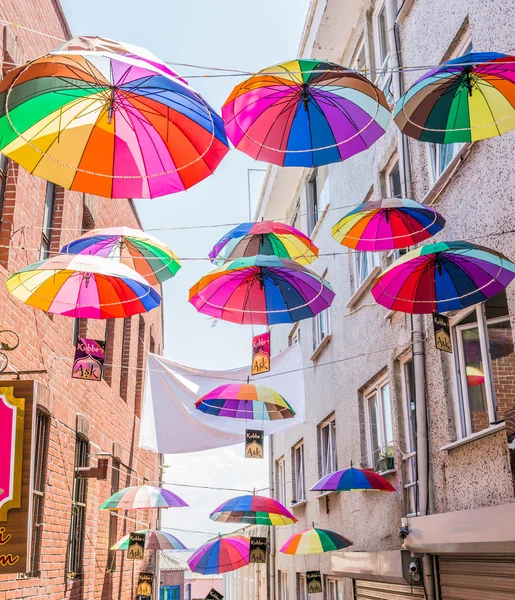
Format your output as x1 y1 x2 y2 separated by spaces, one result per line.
6 254 161 319
280 527 353 555
111 529 187 551
189 255 335 325
210 495 297 525
222 59 390 167
100 485 188 510
0 50 229 198
195 383 295 420
310 467 395 492
332 198 445 251
466 366 485 387
187 535 250 575
61 227 181 285
209 221 319 266
394 52 515 143
371 241 515 314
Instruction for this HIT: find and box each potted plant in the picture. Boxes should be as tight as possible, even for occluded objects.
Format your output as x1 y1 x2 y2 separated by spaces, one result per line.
375 445 394 473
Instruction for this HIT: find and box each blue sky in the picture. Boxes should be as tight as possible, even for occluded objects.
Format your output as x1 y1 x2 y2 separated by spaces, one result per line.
61 0 310 547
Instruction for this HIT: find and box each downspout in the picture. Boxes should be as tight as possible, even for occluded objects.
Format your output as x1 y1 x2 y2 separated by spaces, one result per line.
268 435 276 600
384 1 435 599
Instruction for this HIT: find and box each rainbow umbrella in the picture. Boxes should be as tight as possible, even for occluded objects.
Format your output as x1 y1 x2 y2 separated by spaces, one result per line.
195 383 295 420
466 366 485 387
394 52 515 143
61 227 181 285
371 241 515 314
209 221 319 266
187 535 249 575
332 198 445 251
111 529 186 551
6 254 161 319
100 485 188 510
222 59 390 167
210 495 297 525
189 255 335 325
280 527 353 555
310 467 395 492
0 50 228 198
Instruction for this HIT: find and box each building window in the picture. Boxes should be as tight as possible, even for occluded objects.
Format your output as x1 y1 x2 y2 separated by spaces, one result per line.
67 435 89 576
314 308 330 349
365 379 393 470
401 357 418 516
352 37 367 72
373 1 393 104
453 291 515 437
292 442 305 503
103 319 115 386
40 182 56 260
385 159 402 199
319 417 337 477
326 577 344 600
107 460 120 572
291 198 301 232
28 410 50 577
120 317 132 401
297 573 308 600
276 457 286 506
354 250 381 287
0 153 9 217
307 168 329 234
72 318 87 346
135 316 146 417
279 571 289 600
288 323 300 347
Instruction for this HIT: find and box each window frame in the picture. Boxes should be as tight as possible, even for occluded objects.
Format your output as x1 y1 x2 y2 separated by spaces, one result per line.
364 377 393 470
40 182 56 260
354 250 381 288
276 457 286 506
352 35 367 72
372 0 393 103
306 171 319 235
288 323 300 347
292 441 306 503
400 356 418 516
67 435 89 576
279 571 289 600
325 577 345 600
297 573 308 600
107 459 120 572
319 416 337 477
0 153 9 217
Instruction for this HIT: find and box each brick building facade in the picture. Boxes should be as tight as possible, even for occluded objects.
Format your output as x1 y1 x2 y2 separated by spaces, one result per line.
0 2 164 599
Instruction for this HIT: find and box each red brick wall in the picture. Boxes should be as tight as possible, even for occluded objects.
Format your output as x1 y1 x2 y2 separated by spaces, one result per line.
0 4 164 599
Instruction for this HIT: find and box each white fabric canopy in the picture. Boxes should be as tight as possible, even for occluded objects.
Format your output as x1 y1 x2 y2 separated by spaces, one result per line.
139 345 304 454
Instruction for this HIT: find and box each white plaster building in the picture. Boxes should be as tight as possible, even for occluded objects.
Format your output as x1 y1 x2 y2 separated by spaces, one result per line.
247 1 515 599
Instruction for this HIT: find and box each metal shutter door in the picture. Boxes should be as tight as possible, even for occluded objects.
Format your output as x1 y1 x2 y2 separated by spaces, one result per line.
354 580 425 600
438 554 515 600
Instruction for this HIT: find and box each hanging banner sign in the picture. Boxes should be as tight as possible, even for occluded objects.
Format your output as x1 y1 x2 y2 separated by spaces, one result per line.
251 332 270 375
433 313 452 353
136 572 154 597
205 589 224 600
307 570 323 594
245 429 264 459
72 338 105 381
127 532 146 560
0 381 36 574
249 536 267 563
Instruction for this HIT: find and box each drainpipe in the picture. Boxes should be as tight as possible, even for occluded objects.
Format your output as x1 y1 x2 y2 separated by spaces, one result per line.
385 1 435 598
268 435 276 600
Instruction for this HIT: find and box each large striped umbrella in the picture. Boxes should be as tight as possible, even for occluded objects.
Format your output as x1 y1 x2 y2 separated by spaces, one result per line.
0 50 229 198
394 52 515 143
222 59 390 167
6 254 161 319
371 241 515 314
111 529 186 551
189 255 335 325
280 527 353 555
310 467 395 492
332 198 445 251
100 485 188 510
187 535 249 575
195 383 295 420
210 495 297 526
61 227 181 285
209 221 319 266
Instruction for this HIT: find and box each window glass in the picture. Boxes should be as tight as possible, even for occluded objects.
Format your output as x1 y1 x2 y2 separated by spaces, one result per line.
387 162 402 198
315 307 330 348
40 182 56 259
321 419 337 476
382 383 393 444
354 42 366 71
293 444 305 502
277 458 286 505
0 153 8 217
368 392 381 465
297 573 307 600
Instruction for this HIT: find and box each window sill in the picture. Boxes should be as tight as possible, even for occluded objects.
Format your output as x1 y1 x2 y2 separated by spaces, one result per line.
290 499 307 509
310 203 331 240
345 266 382 309
314 490 338 500
310 334 332 362
375 468 396 476
440 422 505 452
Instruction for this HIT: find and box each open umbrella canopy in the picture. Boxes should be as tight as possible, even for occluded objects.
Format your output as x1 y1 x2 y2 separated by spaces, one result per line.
332 198 445 251
100 485 188 510
195 383 295 420
187 535 249 575
280 527 353 555
189 255 335 325
222 59 390 167
210 495 297 526
6 254 161 319
371 241 515 314
0 50 229 198
111 529 187 551
209 221 319 266
310 467 395 492
61 226 181 285
394 52 515 143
